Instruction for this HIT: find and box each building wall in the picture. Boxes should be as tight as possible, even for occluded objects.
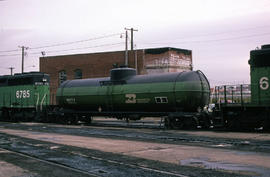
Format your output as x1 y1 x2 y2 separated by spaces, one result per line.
40 48 192 104
144 49 192 74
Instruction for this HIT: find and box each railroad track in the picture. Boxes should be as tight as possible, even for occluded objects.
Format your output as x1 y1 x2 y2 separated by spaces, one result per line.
0 122 265 176
69 151 188 177
1 121 270 153
0 146 100 177
90 118 165 129
0 138 189 177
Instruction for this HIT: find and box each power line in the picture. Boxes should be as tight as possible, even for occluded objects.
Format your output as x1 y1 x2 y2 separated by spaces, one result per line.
1 25 269 54
0 53 21 57
0 33 122 53
1 31 269 58
148 25 270 43
29 42 124 56
28 33 122 50
1 26 269 54
182 32 270 44
0 42 124 57
0 49 20 53
143 32 270 45
1 31 269 57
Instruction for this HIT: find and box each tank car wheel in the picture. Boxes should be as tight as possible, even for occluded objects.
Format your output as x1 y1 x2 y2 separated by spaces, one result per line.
57 114 68 124
70 114 79 125
164 117 174 129
199 113 212 129
165 117 184 129
164 117 171 129
182 116 198 130
85 116 92 125
64 114 74 125
262 119 270 132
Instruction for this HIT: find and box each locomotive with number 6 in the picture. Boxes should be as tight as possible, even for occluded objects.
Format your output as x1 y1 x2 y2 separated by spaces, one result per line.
212 44 270 130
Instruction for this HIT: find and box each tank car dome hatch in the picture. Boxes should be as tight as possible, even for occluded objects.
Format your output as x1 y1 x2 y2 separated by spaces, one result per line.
110 67 136 81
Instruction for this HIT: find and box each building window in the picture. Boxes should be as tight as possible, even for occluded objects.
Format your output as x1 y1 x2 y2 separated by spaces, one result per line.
59 70 66 85
74 69 82 79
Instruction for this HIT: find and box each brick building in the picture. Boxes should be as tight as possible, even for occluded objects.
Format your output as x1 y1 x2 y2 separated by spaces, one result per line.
40 47 192 104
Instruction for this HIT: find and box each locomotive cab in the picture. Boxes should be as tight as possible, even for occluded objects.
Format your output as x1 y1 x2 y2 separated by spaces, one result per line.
249 44 270 105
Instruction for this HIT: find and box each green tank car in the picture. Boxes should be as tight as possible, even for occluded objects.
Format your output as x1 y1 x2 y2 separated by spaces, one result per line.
0 72 50 121
56 68 210 127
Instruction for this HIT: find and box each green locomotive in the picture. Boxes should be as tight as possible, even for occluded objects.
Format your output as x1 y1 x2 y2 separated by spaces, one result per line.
250 44 270 105
213 44 270 130
56 68 211 128
0 72 50 121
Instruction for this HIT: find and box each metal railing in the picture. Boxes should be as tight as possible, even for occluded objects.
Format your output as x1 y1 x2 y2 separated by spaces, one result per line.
211 84 251 106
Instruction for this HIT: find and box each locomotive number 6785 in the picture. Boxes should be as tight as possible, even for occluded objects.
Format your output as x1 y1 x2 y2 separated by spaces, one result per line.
16 90 30 98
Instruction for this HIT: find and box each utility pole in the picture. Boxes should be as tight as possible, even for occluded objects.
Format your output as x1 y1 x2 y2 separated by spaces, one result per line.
8 67 14 75
135 48 138 72
125 28 138 51
125 30 128 66
124 28 138 67
18 46 29 73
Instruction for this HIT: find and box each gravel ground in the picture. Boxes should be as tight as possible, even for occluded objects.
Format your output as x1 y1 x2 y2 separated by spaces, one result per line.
0 148 94 177
0 133 247 177
1 122 270 153
0 122 269 177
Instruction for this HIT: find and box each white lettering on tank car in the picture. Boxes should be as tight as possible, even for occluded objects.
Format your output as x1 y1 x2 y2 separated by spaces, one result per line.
136 98 151 103
66 98 76 104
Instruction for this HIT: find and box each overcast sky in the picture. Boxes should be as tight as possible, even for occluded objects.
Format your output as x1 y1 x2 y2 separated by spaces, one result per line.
0 0 270 86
